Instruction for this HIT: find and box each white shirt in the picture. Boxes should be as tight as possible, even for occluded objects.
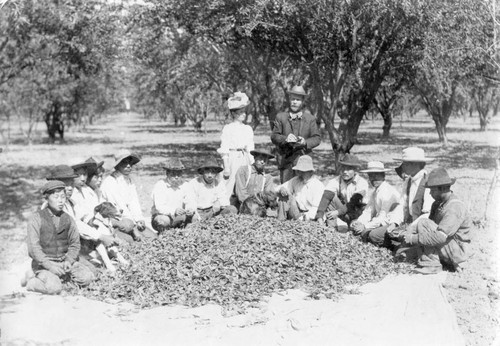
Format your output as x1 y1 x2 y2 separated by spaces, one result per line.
217 121 255 155
184 176 230 210
278 176 325 220
324 174 369 203
72 185 99 224
404 169 433 223
101 173 145 222
151 179 189 216
358 181 401 229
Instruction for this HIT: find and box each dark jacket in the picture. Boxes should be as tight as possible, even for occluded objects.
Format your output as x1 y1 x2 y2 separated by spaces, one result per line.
405 174 428 224
271 110 321 169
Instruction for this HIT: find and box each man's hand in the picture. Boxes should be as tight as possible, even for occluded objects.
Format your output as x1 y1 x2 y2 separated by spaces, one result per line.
296 136 306 146
317 218 325 226
63 260 72 273
350 221 366 236
47 262 65 276
286 133 298 143
279 187 289 197
99 234 116 247
386 223 400 239
175 208 186 216
136 220 146 231
213 201 221 214
185 209 195 217
325 210 339 220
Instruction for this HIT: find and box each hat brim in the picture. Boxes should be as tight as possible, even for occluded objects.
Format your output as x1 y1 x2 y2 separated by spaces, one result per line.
393 158 434 162
197 166 223 174
292 166 315 172
163 166 185 171
287 91 307 97
360 168 392 173
47 173 78 180
228 104 248 110
250 150 275 159
339 162 363 168
425 178 456 188
114 155 140 168
72 162 98 171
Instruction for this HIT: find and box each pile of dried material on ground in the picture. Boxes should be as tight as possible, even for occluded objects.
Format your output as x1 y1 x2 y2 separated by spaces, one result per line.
73 215 412 310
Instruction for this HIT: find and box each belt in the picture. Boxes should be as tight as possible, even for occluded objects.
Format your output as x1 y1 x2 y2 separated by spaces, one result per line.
197 207 213 212
229 148 245 151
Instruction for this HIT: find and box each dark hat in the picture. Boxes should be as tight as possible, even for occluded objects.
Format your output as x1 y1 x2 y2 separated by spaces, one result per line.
425 167 456 187
287 85 307 97
41 180 66 194
339 154 364 168
250 148 274 159
85 157 105 170
114 149 140 168
47 165 78 180
71 159 97 173
163 157 185 171
197 157 223 174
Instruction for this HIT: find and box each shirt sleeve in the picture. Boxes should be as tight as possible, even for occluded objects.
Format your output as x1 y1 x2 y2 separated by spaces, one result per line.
216 179 230 207
65 217 81 264
422 188 434 215
26 213 52 269
234 165 250 203
218 125 231 155
324 178 339 195
436 200 468 238
366 186 400 229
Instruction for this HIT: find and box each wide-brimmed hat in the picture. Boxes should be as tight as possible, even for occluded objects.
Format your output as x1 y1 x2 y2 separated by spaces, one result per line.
292 155 315 172
339 154 364 168
41 180 66 194
163 157 185 171
227 92 250 110
287 85 307 97
71 159 97 173
393 147 433 162
47 165 78 180
360 161 392 173
425 167 456 187
197 157 223 174
250 148 275 159
114 149 140 168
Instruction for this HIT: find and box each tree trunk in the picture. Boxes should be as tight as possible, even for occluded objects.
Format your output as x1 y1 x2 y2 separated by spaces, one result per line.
432 115 448 146
479 111 488 131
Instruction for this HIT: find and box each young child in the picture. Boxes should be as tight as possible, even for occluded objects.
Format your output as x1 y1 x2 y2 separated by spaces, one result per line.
23 181 95 294
151 158 196 232
184 157 238 221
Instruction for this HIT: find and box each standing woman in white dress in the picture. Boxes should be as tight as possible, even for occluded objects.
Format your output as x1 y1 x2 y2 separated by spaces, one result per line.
217 92 255 203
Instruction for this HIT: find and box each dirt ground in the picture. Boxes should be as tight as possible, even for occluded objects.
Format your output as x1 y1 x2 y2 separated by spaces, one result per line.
0 112 499 345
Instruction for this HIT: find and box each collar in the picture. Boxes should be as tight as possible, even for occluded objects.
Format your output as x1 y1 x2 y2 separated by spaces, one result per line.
251 164 265 175
410 169 427 184
343 174 359 186
289 112 303 120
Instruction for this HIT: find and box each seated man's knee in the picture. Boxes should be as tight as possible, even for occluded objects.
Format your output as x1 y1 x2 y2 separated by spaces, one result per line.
221 205 238 215
152 214 172 232
27 270 63 295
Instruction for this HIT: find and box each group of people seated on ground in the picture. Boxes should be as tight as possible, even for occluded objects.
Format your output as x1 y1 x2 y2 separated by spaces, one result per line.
22 87 473 295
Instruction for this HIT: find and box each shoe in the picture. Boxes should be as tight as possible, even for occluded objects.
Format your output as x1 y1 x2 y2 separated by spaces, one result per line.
20 270 35 287
412 266 443 275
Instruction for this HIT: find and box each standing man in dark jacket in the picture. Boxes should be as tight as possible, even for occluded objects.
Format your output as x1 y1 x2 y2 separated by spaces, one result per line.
271 85 321 183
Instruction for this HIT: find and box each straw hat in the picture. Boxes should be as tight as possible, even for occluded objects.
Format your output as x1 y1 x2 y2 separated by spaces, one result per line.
114 149 140 168
425 167 456 187
71 159 97 173
287 85 307 97
197 157 223 174
47 165 78 180
393 147 433 162
227 92 250 110
360 161 392 173
292 155 315 172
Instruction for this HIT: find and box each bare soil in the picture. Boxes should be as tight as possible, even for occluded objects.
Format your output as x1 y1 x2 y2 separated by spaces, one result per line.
0 112 499 345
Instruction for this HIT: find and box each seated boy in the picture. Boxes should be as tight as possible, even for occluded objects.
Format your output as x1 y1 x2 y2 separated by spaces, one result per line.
184 157 238 221
275 155 324 221
151 158 196 232
23 181 95 294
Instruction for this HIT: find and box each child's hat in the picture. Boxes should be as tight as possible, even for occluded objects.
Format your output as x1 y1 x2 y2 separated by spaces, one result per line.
42 180 66 194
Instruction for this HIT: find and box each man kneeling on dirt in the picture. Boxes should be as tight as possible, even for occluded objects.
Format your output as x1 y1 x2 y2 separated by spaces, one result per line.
184 157 238 221
315 154 369 229
151 158 197 232
276 155 324 221
399 167 472 274
350 161 401 241
23 181 95 294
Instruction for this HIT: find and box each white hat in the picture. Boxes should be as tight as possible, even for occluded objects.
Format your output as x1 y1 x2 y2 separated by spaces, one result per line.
292 155 315 172
227 92 250 110
360 161 392 173
114 149 140 168
393 147 434 162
